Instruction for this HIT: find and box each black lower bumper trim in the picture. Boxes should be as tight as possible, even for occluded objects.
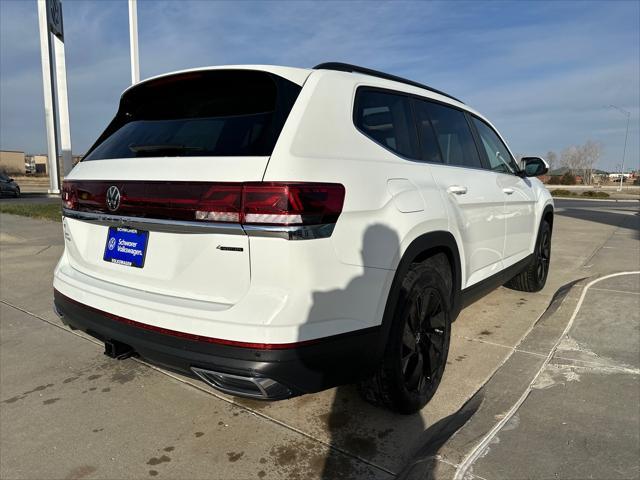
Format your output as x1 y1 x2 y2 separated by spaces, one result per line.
53 290 382 398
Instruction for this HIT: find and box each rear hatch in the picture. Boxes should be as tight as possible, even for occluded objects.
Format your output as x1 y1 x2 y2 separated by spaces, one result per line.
62 68 305 305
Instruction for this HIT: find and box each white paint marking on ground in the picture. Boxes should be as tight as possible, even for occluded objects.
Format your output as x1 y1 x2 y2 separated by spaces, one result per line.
552 355 640 375
453 271 640 480
597 209 639 216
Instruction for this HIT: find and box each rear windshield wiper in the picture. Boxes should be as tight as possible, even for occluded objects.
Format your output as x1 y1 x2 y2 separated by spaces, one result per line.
128 144 204 155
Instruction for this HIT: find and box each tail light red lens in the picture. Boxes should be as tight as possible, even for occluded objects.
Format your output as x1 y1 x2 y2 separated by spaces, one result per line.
242 183 345 225
195 184 243 223
61 182 77 210
62 181 345 227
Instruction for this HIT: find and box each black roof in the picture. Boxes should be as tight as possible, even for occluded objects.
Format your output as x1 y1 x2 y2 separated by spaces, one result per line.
313 62 464 104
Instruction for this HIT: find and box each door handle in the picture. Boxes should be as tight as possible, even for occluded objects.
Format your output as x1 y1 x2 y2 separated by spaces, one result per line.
503 188 515 195
447 185 468 195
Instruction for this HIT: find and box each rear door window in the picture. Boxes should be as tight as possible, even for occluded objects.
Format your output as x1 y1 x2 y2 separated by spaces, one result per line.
471 116 519 174
424 102 482 168
84 70 301 160
354 89 419 159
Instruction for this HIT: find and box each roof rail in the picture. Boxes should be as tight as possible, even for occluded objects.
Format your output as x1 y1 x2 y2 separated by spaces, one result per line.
313 62 464 104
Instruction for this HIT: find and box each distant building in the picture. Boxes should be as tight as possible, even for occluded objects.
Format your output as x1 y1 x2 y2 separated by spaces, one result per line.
32 154 49 174
7 151 84 175
0 150 26 174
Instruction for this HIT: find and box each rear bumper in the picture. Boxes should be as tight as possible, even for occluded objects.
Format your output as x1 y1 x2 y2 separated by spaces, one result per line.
53 290 382 399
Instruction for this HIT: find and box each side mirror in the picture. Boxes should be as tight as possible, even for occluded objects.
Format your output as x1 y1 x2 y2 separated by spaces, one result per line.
8 178 14 182
520 157 549 177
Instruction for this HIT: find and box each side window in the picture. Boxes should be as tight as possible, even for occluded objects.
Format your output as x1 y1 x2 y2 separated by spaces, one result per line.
425 102 482 168
354 89 418 159
472 117 519 174
412 99 443 163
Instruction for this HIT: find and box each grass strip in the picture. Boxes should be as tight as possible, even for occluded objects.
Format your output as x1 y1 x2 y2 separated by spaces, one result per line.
0 202 62 222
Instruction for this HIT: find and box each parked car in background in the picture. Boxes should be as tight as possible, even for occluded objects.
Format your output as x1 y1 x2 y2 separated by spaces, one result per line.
54 63 553 413
0 173 20 197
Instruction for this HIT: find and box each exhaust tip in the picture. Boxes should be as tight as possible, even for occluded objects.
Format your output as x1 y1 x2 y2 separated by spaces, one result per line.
191 367 291 400
104 339 135 360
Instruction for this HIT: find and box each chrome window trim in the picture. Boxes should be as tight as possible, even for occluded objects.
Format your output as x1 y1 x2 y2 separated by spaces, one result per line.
62 208 335 239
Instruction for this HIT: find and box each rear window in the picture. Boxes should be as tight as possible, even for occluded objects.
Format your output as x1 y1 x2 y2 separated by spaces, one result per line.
354 89 419 159
84 70 301 161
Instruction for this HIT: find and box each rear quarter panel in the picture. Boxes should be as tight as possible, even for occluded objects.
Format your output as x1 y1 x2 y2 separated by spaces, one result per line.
264 71 460 328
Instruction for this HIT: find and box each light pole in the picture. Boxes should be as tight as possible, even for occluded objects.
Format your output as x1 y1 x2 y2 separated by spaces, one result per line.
607 104 631 192
128 0 139 85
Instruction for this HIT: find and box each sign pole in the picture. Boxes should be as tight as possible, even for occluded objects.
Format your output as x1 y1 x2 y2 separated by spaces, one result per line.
129 0 140 84
52 33 73 176
37 0 60 194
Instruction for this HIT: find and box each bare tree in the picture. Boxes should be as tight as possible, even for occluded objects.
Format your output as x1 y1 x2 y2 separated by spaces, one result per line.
580 140 602 185
545 151 558 171
559 142 602 184
560 145 581 175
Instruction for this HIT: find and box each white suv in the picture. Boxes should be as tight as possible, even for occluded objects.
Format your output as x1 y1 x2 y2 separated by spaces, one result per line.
54 63 553 413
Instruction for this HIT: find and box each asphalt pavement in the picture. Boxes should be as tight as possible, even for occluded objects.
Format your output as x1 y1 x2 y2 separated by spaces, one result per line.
0 193 60 204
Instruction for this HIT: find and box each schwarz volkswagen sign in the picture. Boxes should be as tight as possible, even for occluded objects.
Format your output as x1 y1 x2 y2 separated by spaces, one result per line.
106 186 121 212
46 0 64 40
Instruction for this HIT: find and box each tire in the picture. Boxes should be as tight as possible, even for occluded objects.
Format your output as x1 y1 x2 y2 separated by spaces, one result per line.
14 188 20 198
359 254 452 414
504 220 551 292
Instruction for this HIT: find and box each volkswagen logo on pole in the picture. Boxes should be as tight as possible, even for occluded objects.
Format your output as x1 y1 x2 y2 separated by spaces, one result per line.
106 186 121 212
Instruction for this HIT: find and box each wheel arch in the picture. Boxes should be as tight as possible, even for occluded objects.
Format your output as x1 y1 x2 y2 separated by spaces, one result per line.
373 231 462 363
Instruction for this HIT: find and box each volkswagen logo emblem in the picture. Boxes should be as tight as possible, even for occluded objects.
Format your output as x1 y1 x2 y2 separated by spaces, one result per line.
106 186 121 212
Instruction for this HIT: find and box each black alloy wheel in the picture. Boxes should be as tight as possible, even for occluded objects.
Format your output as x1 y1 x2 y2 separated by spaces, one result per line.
536 227 551 284
401 287 447 395
359 254 452 414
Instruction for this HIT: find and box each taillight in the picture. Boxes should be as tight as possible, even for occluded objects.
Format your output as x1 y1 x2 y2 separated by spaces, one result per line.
61 181 77 210
242 183 345 226
195 184 242 223
61 181 345 229
194 183 345 226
